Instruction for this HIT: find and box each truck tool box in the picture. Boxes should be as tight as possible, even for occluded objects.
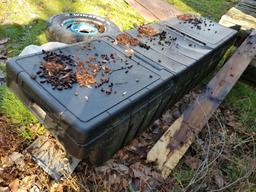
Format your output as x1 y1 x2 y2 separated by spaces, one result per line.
7 16 236 165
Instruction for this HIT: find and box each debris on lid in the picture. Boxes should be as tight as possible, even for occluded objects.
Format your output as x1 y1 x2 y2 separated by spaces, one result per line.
36 50 77 90
35 43 139 95
138 25 159 37
43 62 64 74
76 61 97 86
177 14 194 21
177 14 215 31
116 33 140 46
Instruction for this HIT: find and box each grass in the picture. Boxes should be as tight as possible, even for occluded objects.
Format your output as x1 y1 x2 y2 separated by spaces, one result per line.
226 82 256 132
0 87 37 125
0 0 145 56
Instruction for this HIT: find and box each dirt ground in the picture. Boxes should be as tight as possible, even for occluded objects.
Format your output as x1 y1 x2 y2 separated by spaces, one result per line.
0 86 255 192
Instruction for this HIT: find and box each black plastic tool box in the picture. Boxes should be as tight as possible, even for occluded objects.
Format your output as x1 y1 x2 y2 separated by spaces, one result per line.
6 17 236 165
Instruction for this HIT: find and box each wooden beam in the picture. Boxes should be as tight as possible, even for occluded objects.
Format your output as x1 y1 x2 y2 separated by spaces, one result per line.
147 31 256 179
125 0 182 21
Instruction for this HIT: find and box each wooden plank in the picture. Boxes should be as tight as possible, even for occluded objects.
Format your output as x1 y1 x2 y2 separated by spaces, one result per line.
125 0 182 21
219 7 256 30
147 31 256 179
125 0 158 21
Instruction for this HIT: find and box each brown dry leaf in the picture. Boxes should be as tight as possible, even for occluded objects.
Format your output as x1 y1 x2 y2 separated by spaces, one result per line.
177 14 194 21
9 152 23 163
116 33 140 46
50 183 63 192
113 163 129 174
0 187 9 192
185 156 202 170
43 62 64 74
9 179 20 192
151 171 164 182
161 110 173 124
130 162 151 180
226 121 236 128
122 178 129 189
0 156 14 168
214 174 225 188
19 175 36 191
76 62 96 86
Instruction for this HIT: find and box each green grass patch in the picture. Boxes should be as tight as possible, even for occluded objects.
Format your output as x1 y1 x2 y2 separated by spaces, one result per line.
0 87 37 125
225 82 256 132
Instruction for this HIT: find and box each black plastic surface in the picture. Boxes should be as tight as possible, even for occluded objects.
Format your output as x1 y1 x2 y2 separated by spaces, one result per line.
6 16 237 165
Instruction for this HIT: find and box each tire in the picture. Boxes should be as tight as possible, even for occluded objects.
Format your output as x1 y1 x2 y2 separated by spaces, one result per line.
46 13 120 44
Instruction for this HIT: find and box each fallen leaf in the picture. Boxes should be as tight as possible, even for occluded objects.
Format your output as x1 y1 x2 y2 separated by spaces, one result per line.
50 183 63 192
20 175 36 191
214 174 225 188
0 38 9 45
112 163 129 174
0 156 14 168
0 55 7 60
9 179 20 192
9 152 23 163
130 162 151 179
0 187 9 192
151 171 164 182
122 178 129 189
226 121 236 128
161 110 173 124
185 156 201 170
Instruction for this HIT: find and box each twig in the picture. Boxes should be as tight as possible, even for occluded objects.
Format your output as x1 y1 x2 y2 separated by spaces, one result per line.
210 136 256 192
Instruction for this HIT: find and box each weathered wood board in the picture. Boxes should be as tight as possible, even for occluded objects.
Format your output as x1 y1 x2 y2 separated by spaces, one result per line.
219 7 256 31
125 0 182 21
147 31 256 179
125 0 159 21
219 0 256 85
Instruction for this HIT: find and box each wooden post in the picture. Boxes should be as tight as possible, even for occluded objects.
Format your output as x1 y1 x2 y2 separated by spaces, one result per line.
147 31 256 179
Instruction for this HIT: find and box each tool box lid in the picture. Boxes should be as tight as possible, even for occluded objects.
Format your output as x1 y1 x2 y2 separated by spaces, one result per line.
163 16 237 48
7 39 165 123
